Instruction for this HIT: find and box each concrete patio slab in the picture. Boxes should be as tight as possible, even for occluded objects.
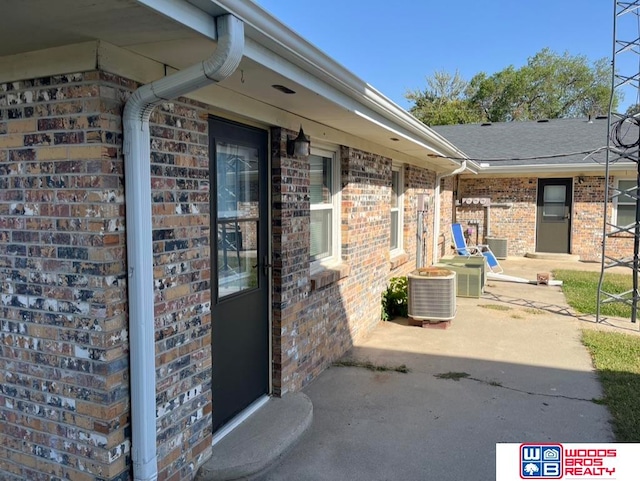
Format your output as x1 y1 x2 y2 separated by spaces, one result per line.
255 258 624 481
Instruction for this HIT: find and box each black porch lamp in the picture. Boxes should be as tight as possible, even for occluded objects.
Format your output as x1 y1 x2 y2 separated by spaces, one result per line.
287 126 310 157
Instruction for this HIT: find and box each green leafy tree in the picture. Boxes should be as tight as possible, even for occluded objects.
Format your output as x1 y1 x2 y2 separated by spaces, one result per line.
625 103 640 116
466 66 529 122
407 48 619 125
406 70 481 126
521 50 614 119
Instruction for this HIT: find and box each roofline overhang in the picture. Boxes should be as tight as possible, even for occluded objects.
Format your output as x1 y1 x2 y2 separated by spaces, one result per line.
461 160 481 174
463 162 636 176
134 0 468 168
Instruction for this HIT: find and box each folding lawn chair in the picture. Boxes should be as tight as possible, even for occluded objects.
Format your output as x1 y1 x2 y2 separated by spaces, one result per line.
481 248 503 274
450 223 503 274
450 222 483 256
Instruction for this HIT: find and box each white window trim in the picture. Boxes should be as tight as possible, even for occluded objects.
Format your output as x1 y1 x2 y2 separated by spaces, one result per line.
613 177 637 227
390 164 404 256
310 145 341 273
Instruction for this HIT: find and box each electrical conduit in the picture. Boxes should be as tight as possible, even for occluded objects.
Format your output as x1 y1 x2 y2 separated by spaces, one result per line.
122 14 244 481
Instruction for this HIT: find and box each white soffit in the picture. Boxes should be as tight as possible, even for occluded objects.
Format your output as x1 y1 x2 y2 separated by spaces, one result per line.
1 0 466 170
0 0 202 57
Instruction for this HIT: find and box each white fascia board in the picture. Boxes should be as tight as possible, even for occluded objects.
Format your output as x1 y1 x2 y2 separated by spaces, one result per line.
189 84 446 171
243 38 460 166
469 162 634 175
462 160 481 174
212 0 467 160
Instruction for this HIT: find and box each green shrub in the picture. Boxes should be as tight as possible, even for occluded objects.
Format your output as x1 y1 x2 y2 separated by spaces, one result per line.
382 276 408 320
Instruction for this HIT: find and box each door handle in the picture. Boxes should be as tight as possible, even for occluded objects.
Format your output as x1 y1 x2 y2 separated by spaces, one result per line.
263 262 272 276
252 256 272 276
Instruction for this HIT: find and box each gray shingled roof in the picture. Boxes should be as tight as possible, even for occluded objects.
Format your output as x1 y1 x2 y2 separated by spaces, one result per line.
432 117 637 168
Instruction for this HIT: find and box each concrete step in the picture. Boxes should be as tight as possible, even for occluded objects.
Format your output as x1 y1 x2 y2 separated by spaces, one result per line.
195 392 313 481
525 252 580 262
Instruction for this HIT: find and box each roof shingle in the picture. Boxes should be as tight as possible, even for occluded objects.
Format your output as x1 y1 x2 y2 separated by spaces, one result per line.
431 117 630 168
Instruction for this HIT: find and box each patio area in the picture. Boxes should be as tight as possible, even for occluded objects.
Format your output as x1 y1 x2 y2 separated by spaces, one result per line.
250 257 626 480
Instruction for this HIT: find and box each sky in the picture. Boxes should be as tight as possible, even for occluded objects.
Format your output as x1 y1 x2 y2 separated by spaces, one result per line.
254 0 637 112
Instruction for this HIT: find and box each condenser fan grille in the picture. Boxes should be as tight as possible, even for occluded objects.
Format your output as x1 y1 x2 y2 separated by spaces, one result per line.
407 269 457 321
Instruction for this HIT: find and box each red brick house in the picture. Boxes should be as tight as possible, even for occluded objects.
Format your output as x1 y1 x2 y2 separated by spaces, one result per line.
0 1 467 480
433 117 636 261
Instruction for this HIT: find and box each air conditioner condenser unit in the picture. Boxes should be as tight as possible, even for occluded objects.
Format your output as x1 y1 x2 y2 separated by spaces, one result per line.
407 268 457 321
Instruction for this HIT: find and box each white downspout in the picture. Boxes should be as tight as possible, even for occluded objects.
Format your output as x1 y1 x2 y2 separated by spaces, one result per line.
432 160 467 265
122 14 244 481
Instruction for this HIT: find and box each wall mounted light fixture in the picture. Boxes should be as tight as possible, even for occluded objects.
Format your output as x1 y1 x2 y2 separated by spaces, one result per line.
287 126 310 157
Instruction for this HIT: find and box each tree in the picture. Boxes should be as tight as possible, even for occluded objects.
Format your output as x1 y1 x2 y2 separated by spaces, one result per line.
407 48 619 125
405 70 481 126
625 103 640 117
520 50 614 119
466 66 529 122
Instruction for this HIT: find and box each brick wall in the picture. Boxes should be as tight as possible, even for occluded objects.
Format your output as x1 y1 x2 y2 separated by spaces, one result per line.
0 71 212 481
456 176 538 256
1 72 443 479
148 96 213 481
455 175 634 261
439 176 455 259
270 130 440 393
573 175 635 261
393 164 436 275
339 146 392 341
270 133 386 394
572 176 606 260
270 127 315 394
0 72 131 481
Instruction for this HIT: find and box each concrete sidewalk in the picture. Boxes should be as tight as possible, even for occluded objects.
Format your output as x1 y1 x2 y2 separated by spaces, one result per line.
256 258 619 481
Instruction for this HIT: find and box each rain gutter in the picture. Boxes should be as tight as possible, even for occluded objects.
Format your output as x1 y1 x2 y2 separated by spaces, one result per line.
470 162 636 175
122 13 244 481
194 0 466 167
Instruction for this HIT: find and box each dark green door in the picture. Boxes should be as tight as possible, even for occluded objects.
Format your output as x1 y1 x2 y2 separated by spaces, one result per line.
209 117 269 432
536 178 572 253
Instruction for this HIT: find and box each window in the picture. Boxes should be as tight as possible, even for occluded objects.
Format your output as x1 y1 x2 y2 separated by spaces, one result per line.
310 148 340 267
542 185 566 218
616 179 638 226
390 166 404 253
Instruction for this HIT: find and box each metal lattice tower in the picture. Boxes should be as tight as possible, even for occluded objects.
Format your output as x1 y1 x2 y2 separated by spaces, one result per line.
597 0 640 324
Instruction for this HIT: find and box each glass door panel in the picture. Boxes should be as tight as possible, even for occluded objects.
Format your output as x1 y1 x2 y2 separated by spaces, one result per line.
216 142 259 299
542 185 566 218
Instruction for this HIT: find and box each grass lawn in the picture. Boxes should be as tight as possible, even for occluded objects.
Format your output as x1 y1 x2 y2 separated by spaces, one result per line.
553 269 640 441
582 330 640 442
553 269 633 318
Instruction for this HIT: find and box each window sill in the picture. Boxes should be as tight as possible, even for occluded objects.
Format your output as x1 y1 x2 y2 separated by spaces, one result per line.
390 251 409 270
310 262 351 290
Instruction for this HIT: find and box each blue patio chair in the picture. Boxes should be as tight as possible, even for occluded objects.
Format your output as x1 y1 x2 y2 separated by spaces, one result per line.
450 223 503 273
450 222 483 256
481 248 503 274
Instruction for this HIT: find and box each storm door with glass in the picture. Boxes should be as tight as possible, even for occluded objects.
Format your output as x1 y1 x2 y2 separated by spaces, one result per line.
209 117 269 432
536 178 572 253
